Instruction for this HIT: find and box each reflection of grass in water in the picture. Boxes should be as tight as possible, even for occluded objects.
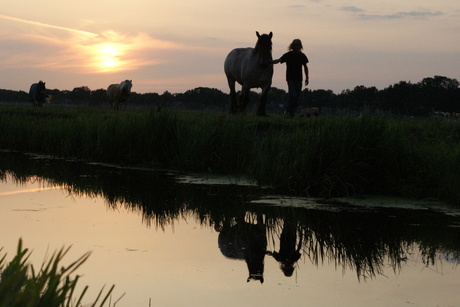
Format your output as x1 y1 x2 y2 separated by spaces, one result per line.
2 151 460 280
0 239 120 306
264 206 460 280
300 224 409 280
0 106 459 204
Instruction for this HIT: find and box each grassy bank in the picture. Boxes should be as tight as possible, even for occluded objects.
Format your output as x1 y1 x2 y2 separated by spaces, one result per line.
0 105 459 205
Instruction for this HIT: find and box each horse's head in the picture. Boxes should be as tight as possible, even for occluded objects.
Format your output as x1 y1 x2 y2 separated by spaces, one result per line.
36 81 46 96
255 31 273 68
247 273 264 284
38 81 46 90
121 80 133 93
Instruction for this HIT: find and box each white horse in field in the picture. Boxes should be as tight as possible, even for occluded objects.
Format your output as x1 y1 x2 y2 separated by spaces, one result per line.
107 80 133 110
300 107 320 117
29 81 47 107
224 31 274 116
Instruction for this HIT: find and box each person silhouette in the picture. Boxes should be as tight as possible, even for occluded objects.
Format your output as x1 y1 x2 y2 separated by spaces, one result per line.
273 39 309 118
267 216 302 276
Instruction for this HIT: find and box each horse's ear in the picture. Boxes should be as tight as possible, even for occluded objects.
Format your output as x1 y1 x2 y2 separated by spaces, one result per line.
256 31 260 38
269 32 273 38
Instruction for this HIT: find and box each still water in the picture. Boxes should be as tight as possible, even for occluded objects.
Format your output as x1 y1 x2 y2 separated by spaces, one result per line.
1 152 459 306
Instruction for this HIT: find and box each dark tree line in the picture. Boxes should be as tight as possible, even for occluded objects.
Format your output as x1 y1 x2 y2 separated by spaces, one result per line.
301 76 460 116
1 75 458 116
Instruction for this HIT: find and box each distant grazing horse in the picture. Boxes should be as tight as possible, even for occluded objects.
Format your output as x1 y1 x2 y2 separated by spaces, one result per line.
224 31 274 116
29 81 46 107
300 107 320 117
107 80 133 110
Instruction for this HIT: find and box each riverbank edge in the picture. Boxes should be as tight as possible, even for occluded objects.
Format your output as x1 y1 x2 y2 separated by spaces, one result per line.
0 106 458 205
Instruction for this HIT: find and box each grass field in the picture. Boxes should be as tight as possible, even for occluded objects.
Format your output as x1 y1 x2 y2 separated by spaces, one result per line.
0 105 459 205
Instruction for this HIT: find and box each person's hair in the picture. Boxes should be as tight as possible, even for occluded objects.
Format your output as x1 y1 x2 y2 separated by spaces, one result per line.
288 39 303 52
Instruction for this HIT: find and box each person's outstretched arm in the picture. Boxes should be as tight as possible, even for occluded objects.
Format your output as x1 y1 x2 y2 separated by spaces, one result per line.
304 64 309 86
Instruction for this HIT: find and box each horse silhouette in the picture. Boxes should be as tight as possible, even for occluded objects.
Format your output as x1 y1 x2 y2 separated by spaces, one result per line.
107 80 133 110
217 214 267 283
29 81 46 107
300 107 320 117
224 31 274 116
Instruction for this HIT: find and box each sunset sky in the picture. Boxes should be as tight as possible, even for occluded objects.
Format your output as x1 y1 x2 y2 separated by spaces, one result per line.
1 0 459 94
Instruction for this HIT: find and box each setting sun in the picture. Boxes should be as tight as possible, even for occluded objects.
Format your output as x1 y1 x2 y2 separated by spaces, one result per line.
95 43 123 72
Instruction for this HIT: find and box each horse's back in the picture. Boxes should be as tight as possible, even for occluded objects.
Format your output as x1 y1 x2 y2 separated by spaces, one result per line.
224 48 253 81
28 83 36 99
106 84 118 99
225 48 252 65
107 84 117 92
29 83 40 96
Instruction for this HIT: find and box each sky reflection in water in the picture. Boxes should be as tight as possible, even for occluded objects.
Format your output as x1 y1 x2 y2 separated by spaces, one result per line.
0 152 459 306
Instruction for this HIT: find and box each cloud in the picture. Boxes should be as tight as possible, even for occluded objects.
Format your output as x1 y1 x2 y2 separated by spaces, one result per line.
0 14 187 74
341 6 365 13
0 14 97 38
336 6 444 20
357 11 444 20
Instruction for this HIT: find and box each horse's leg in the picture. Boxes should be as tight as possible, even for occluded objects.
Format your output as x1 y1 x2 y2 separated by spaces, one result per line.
256 84 270 116
227 78 237 114
240 85 251 113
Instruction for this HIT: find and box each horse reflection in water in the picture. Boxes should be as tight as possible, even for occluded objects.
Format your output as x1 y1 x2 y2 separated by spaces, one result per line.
217 213 267 283
267 212 303 277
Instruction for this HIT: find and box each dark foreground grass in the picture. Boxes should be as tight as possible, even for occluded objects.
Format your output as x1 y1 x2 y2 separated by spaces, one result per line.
0 239 117 307
0 105 459 205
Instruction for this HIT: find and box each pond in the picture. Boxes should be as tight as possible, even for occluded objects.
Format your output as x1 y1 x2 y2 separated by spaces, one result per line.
1 151 459 306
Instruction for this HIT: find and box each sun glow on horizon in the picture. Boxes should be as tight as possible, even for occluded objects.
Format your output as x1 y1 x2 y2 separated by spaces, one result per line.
94 43 124 72
0 14 190 78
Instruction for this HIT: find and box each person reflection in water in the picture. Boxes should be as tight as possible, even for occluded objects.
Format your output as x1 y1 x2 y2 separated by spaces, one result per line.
217 214 267 283
267 215 302 277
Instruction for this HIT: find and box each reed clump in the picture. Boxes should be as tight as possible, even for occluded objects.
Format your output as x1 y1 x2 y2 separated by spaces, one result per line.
0 106 458 205
0 239 116 306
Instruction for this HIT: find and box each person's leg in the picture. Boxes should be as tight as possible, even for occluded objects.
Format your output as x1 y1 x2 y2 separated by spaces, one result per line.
288 81 302 117
285 81 294 117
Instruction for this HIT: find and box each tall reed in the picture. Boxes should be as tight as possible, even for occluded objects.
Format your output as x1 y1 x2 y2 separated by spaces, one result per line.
0 106 458 204
0 239 116 306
